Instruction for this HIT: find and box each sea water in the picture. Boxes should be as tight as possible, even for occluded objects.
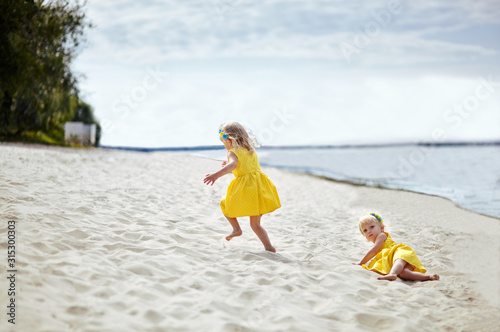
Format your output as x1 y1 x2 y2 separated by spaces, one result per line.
191 144 500 219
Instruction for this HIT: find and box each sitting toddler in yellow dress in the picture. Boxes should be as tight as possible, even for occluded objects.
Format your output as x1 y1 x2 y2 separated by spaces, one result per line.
354 213 439 281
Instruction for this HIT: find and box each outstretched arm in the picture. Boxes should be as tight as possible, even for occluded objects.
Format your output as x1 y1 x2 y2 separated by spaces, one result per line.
203 151 238 186
355 233 387 265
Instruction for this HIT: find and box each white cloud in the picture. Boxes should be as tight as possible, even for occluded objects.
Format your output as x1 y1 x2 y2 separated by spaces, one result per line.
74 0 500 147
79 0 500 65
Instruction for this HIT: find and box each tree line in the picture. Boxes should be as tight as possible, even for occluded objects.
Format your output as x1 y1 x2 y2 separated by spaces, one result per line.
0 0 100 146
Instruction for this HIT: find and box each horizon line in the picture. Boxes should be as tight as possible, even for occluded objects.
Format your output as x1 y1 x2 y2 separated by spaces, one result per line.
99 140 500 152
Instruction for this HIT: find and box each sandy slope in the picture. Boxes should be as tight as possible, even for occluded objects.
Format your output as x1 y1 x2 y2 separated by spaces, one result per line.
0 144 498 332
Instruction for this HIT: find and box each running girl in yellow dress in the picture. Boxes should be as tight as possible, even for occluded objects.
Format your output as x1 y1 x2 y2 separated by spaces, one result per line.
354 213 439 281
204 122 281 252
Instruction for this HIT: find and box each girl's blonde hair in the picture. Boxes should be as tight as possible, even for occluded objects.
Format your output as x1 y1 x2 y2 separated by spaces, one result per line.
220 122 259 153
358 213 384 236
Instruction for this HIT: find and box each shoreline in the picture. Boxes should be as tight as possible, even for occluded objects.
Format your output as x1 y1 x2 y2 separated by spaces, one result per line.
280 167 500 221
192 150 500 220
98 140 500 152
0 143 498 331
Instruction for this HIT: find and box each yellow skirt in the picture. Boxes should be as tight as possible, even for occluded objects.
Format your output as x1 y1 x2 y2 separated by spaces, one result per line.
363 243 426 275
221 171 280 218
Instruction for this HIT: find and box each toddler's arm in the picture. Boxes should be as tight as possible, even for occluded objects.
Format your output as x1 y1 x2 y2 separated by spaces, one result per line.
203 151 238 186
355 233 387 265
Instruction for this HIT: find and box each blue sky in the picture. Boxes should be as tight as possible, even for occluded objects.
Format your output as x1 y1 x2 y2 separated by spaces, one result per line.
73 0 500 147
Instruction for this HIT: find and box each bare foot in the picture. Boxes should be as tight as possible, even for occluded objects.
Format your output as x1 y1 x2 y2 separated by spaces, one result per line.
226 229 242 241
265 245 276 253
378 274 398 281
429 274 440 281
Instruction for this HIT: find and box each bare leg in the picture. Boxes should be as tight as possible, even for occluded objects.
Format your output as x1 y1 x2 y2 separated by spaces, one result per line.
224 215 242 241
378 258 407 281
399 266 440 281
249 215 276 252
378 259 440 281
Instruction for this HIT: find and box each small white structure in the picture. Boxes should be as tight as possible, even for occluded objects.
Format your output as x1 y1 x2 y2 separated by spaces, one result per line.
64 122 96 146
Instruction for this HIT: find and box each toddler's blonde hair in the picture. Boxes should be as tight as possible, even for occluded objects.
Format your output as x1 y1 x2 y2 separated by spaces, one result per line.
221 122 259 153
359 214 379 226
358 213 384 236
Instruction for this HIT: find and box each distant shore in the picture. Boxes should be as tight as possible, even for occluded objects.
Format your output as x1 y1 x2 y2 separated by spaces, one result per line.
98 140 500 153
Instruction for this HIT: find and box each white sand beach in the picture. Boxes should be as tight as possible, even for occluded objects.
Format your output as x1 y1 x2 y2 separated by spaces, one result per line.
0 143 499 332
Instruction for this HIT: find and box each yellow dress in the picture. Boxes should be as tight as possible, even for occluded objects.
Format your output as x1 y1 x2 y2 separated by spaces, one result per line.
220 147 281 218
362 232 426 274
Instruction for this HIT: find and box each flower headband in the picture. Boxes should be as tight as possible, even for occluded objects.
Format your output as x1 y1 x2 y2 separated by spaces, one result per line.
359 213 383 236
219 125 228 140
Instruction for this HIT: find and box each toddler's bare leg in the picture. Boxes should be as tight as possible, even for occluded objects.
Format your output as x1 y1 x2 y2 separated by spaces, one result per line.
378 258 406 281
224 215 242 241
250 215 276 252
399 266 440 281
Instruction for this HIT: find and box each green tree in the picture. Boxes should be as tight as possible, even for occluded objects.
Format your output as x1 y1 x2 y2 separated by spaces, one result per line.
0 0 96 144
